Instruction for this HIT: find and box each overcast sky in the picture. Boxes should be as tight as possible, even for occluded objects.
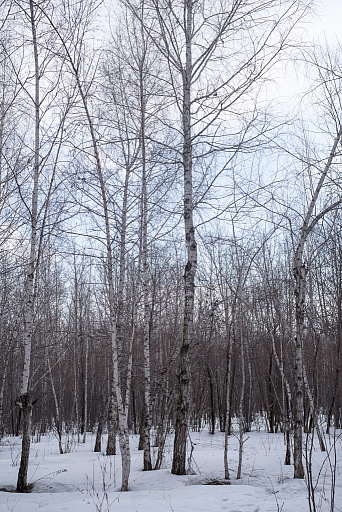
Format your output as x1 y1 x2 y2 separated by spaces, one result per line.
316 0 342 42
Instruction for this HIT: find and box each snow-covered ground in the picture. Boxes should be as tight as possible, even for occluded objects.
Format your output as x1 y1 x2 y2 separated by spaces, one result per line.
0 427 340 512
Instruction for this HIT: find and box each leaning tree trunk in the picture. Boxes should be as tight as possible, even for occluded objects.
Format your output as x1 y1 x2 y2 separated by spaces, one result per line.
62 30 131 490
43 3 133 489
292 126 342 479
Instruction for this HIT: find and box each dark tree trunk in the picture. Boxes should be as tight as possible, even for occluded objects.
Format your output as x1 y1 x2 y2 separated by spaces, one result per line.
106 393 116 456
16 394 33 492
138 404 145 451
207 365 215 435
267 350 274 433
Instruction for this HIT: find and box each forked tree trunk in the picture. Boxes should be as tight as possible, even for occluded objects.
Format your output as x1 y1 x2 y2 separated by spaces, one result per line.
154 396 170 470
106 160 130 456
94 421 103 453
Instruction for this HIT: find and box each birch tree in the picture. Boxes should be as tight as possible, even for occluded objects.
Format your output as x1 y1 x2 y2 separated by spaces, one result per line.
125 0 309 475
11 1 42 481
1 0 88 489
287 46 342 477
103 0 173 469
39 0 134 490
292 136 342 476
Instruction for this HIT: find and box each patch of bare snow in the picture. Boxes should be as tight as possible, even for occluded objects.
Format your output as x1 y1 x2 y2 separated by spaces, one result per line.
0 428 340 512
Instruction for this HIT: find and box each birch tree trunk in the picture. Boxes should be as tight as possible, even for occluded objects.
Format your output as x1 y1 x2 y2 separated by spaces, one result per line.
43 6 132 488
172 0 197 475
82 335 89 444
94 397 107 453
48 358 63 455
0 354 9 439
106 392 117 456
293 249 306 479
223 303 233 480
16 0 39 492
134 0 306 475
302 365 325 451
326 293 342 433
83 95 131 492
141 77 152 472
236 318 245 480
268 328 292 465
293 127 342 478
105 161 130 456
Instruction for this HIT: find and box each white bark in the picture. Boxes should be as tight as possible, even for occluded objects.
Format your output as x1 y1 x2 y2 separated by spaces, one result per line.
172 0 197 476
268 326 292 464
137 17 153 469
59 28 131 492
0 355 9 438
293 126 342 479
21 0 39 399
142 128 152 471
236 317 245 480
17 0 39 492
223 301 233 480
48 358 63 455
82 335 89 444
302 364 325 451
39 6 132 488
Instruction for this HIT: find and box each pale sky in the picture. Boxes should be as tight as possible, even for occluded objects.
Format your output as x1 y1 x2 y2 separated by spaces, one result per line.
264 0 342 111
315 0 342 43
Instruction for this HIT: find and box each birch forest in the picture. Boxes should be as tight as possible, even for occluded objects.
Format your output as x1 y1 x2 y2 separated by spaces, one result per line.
1 0 342 498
